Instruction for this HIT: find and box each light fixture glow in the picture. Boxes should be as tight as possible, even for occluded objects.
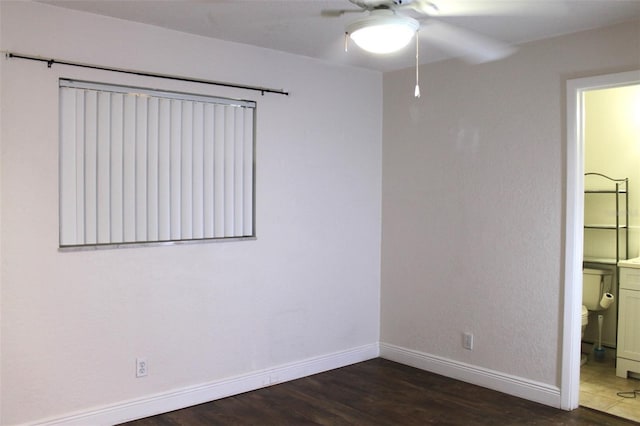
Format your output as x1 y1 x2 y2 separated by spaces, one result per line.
347 10 419 54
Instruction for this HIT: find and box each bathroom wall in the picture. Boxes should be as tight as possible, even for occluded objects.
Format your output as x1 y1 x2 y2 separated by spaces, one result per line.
381 18 640 402
583 85 640 347
0 2 382 424
584 85 640 260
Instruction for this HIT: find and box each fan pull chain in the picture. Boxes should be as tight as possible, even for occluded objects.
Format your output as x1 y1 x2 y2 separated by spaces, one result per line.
344 32 349 52
414 30 421 98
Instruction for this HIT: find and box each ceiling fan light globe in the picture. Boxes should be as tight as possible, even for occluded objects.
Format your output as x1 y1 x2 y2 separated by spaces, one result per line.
347 13 419 54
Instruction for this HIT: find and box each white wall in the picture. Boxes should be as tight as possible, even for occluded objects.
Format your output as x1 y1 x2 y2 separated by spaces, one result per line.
0 2 382 424
585 85 640 260
582 85 640 347
381 19 640 399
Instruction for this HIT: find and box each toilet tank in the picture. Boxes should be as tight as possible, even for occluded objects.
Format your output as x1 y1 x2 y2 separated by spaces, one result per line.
583 268 613 311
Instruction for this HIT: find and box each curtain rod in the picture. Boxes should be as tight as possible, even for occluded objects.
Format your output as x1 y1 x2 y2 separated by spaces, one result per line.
4 52 289 97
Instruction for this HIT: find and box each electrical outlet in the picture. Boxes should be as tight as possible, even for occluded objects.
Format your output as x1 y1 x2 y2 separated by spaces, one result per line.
463 332 474 350
136 357 148 378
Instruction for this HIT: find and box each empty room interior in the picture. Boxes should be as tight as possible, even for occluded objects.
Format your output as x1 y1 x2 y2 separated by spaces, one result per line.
1 1 640 425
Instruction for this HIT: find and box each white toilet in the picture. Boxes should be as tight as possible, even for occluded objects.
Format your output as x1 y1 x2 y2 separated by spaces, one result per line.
581 305 589 335
581 268 614 364
583 268 613 312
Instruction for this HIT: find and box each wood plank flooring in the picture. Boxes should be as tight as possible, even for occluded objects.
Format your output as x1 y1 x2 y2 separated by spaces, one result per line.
120 358 637 425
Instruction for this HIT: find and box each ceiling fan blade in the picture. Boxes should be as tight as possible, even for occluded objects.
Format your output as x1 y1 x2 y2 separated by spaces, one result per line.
424 1 568 17
321 8 364 17
420 19 516 63
402 0 440 15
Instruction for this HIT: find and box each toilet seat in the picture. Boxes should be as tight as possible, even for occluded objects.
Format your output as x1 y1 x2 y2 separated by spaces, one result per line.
581 305 589 366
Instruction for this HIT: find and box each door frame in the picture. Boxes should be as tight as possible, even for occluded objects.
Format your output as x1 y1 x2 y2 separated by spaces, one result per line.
562 69 640 410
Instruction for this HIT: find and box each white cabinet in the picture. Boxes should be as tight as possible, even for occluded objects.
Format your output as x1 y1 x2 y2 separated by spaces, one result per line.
616 264 640 378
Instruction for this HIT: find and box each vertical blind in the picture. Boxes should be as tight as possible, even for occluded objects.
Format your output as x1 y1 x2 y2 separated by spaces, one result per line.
59 80 255 247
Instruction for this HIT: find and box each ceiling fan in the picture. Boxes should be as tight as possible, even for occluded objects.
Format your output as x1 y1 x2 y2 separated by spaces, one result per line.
323 0 517 63
322 0 524 97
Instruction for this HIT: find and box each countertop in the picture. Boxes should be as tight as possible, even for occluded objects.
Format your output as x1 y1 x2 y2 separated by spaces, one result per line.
618 257 640 269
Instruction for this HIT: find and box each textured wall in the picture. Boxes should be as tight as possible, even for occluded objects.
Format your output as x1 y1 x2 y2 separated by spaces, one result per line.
381 20 640 387
0 2 382 424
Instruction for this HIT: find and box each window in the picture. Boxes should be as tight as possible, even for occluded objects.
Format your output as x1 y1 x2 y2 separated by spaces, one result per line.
59 80 255 248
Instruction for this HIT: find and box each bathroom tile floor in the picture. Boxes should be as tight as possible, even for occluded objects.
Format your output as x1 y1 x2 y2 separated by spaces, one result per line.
580 352 640 422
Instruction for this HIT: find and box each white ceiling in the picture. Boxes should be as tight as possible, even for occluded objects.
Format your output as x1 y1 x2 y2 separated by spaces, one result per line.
40 0 640 72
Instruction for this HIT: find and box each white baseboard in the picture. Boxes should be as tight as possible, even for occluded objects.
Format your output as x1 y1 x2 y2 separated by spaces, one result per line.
23 342 562 425
380 342 561 408
30 343 379 426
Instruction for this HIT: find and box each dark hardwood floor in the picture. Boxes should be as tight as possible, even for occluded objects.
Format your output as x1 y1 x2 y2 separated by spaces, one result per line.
120 358 636 425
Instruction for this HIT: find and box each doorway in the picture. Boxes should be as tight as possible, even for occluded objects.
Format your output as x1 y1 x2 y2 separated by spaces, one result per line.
563 70 640 414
